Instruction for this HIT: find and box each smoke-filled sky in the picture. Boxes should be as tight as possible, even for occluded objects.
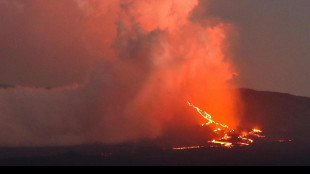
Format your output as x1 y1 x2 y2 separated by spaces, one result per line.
1 0 309 96
0 0 308 146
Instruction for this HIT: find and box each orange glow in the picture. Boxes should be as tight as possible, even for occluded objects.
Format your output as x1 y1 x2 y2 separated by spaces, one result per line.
188 102 265 148
252 129 263 133
248 129 266 138
188 102 230 130
75 0 242 142
210 140 233 148
172 146 204 150
127 0 199 33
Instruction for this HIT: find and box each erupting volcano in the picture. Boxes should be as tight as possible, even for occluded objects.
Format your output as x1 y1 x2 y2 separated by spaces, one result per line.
171 102 265 150
0 0 308 166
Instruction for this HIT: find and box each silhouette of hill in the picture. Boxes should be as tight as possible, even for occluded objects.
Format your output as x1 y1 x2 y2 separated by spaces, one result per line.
0 84 14 89
0 89 310 166
239 88 310 141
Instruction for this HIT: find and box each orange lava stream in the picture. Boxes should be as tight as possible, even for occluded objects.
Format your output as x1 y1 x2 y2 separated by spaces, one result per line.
188 102 265 148
172 146 204 150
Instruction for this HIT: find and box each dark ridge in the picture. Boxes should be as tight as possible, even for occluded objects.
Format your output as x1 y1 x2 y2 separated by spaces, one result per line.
0 84 75 90
0 84 14 89
238 88 310 141
0 89 310 165
239 88 310 100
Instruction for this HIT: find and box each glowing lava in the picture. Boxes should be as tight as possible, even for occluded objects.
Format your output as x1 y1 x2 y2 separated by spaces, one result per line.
172 146 204 151
188 102 265 148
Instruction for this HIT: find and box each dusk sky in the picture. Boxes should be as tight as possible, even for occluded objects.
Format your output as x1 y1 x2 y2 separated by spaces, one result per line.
204 0 310 97
0 0 309 96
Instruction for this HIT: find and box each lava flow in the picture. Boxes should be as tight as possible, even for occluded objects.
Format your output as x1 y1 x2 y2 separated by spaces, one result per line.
172 146 204 151
188 102 265 148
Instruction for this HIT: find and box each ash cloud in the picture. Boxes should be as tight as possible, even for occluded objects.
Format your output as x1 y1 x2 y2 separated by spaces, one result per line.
0 0 240 146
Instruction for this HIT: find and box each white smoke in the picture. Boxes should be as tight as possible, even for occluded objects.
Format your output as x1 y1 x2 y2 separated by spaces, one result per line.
0 0 239 146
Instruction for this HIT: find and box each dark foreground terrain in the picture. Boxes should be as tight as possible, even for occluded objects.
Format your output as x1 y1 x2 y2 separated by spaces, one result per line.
0 89 310 166
0 141 309 166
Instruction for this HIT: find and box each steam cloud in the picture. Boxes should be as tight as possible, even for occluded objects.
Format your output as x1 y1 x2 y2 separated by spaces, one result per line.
0 0 239 146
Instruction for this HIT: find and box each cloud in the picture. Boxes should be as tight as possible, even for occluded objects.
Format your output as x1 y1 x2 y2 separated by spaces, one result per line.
0 0 240 146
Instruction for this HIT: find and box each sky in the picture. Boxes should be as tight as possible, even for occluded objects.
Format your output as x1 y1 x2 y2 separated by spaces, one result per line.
203 0 310 97
0 0 309 146
0 0 309 96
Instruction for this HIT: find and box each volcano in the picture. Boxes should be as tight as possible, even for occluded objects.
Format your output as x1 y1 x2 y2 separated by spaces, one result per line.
0 88 309 166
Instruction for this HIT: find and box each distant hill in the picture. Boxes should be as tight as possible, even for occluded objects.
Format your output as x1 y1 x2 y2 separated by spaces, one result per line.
0 85 308 141
0 88 310 165
0 84 56 90
0 84 14 89
239 88 310 141
0 87 308 143
155 89 310 146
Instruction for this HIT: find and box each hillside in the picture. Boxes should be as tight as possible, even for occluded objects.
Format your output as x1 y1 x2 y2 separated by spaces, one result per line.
0 88 310 165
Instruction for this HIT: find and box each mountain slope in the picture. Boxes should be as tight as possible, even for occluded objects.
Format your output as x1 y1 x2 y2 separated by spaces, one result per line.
239 88 310 140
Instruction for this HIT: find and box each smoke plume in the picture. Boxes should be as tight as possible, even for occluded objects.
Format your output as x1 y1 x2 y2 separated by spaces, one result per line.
0 0 239 146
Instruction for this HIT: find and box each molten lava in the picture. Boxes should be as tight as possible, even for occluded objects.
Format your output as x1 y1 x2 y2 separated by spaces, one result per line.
172 146 204 151
188 102 265 148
